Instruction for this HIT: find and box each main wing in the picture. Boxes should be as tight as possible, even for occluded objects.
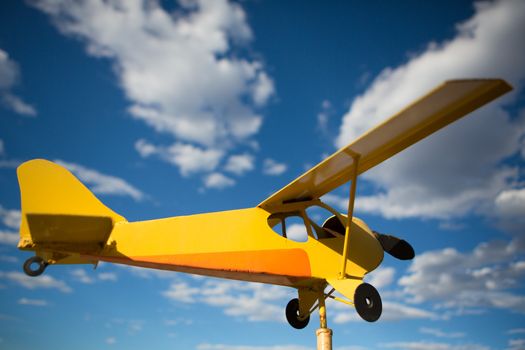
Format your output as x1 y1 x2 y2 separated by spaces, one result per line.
259 79 512 211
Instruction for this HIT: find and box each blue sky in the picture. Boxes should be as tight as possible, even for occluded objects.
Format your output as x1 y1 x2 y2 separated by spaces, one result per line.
1 0 525 349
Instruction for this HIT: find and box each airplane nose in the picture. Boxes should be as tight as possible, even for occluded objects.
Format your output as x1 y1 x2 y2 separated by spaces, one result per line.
372 231 415 260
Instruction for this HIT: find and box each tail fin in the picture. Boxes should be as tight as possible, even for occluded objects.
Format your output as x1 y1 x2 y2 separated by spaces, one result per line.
17 159 126 257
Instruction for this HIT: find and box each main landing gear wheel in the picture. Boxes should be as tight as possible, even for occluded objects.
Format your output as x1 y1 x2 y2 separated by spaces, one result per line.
285 298 310 329
23 256 48 277
354 283 382 322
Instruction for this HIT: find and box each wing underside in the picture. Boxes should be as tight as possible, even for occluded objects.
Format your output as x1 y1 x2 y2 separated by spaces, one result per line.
259 79 512 211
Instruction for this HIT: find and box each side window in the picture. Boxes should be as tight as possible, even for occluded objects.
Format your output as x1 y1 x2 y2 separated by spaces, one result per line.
285 216 309 242
267 213 309 242
305 205 346 239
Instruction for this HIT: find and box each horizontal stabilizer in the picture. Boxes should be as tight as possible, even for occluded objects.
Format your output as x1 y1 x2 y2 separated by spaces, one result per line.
26 214 113 253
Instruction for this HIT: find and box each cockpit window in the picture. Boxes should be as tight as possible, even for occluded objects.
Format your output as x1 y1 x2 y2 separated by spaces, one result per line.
305 205 346 239
267 212 309 242
268 204 346 242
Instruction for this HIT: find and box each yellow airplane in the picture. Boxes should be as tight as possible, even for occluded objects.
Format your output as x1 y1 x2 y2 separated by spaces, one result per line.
16 79 511 329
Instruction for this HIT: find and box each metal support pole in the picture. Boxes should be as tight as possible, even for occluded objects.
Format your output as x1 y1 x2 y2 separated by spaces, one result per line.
339 155 360 279
316 293 332 350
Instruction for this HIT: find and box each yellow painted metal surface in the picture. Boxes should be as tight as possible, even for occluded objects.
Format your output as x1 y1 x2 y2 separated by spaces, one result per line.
259 79 512 210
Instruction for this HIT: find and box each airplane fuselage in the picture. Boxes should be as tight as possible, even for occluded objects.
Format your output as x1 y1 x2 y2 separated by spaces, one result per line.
82 207 384 289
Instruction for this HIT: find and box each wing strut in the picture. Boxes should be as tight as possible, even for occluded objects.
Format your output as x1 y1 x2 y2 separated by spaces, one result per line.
339 152 360 279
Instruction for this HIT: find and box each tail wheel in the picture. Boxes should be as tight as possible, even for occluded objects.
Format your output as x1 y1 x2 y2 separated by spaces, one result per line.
23 256 48 277
285 298 310 329
354 283 382 322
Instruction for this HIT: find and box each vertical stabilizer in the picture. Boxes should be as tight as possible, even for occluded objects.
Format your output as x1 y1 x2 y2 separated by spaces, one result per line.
17 159 126 253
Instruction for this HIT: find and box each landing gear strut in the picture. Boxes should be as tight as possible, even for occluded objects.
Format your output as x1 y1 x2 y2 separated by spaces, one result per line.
23 256 48 277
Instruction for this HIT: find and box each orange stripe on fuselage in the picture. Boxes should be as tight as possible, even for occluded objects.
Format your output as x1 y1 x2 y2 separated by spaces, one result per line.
131 249 311 278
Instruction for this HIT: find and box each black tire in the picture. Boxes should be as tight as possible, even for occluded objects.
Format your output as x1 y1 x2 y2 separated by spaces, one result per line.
354 283 382 322
23 256 48 277
285 298 310 329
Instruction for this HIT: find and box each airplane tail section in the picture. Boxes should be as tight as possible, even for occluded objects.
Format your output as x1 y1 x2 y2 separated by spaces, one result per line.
17 159 126 263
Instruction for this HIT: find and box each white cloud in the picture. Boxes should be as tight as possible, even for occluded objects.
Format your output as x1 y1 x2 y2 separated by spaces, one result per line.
0 48 37 116
365 267 395 289
507 339 525 350
70 268 95 284
163 278 293 323
18 298 48 306
335 0 525 223
508 329 525 335
0 205 21 230
494 188 525 233
317 99 333 134
399 239 525 314
105 337 116 345
263 158 287 176
98 272 117 282
419 327 465 339
0 230 19 245
0 255 18 263
55 159 144 201
163 282 200 303
224 153 255 175
71 268 117 283
197 345 311 350
135 139 224 177
286 223 308 242
1 271 72 293
332 300 437 324
381 341 490 350
203 172 235 189
32 0 274 177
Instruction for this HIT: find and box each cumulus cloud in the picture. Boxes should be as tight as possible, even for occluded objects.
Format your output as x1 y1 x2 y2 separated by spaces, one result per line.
0 230 19 246
224 153 255 176
494 188 525 233
331 299 437 324
70 268 95 284
335 0 525 223
399 238 525 314
98 272 117 282
317 99 333 134
381 341 490 350
0 205 21 230
163 278 293 323
197 345 312 350
203 172 235 189
71 268 117 283
365 267 395 289
135 139 223 177
0 48 37 116
32 0 274 180
55 160 144 201
0 206 20 245
507 338 525 350
0 271 72 293
419 327 465 339
263 158 287 176
18 298 48 306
